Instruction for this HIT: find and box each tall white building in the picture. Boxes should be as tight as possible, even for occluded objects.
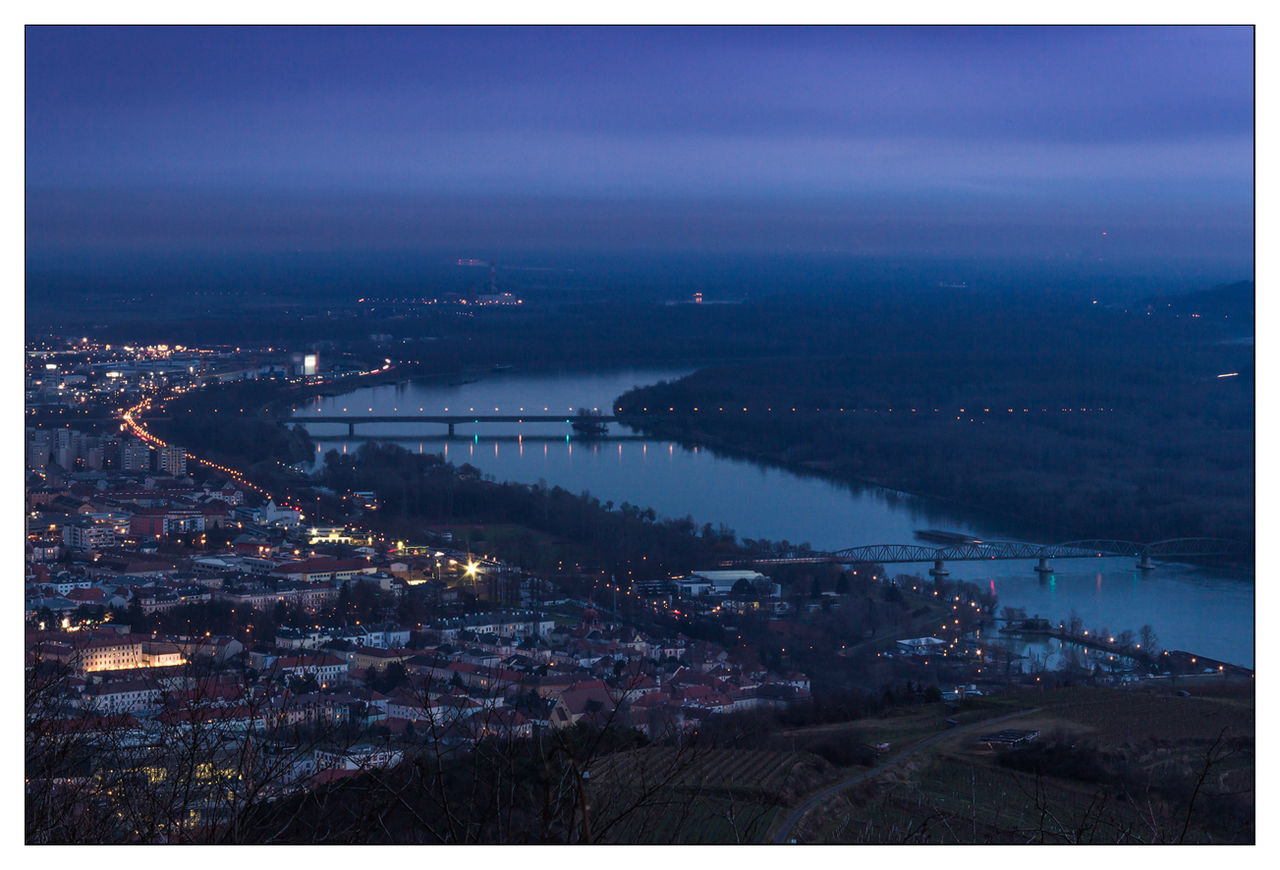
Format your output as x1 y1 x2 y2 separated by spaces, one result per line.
27 429 53 470
159 444 187 476
120 439 153 472
53 428 86 469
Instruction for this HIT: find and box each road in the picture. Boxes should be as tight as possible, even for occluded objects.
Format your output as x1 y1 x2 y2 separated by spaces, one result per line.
769 706 1042 844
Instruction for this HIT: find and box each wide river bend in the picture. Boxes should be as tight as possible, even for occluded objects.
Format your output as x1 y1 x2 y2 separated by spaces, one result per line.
292 366 1254 668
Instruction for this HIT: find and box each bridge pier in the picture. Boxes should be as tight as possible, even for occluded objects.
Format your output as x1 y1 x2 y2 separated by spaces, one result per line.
448 422 455 436
347 421 355 437
1136 552 1154 571
1034 556 1054 577
929 559 949 579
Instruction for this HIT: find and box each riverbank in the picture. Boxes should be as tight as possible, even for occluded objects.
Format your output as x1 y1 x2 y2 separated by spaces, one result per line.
613 412 1039 538
233 362 1253 668
998 622 1253 675
611 344 1254 546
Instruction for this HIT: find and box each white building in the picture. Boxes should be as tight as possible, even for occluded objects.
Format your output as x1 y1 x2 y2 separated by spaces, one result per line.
258 499 302 528
896 637 948 656
27 429 53 469
62 520 117 551
313 744 403 772
81 679 162 714
677 570 777 597
159 444 187 476
120 440 153 472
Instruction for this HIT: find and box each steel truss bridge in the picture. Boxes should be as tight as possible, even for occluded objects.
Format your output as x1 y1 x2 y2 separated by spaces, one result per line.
735 538 1249 575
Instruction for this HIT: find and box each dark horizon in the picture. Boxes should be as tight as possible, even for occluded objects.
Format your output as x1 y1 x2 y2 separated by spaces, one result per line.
26 26 1253 273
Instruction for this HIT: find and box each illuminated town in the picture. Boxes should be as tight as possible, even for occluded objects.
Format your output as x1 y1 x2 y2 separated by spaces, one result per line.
26 337 837 840
25 24 1254 846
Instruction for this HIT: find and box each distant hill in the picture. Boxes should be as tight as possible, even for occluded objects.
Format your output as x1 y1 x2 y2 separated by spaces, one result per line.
1136 280 1253 321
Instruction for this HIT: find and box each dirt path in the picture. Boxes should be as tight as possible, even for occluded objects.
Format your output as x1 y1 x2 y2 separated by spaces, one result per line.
769 706 1042 844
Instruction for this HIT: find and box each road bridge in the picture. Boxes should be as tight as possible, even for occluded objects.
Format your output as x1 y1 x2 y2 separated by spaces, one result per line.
309 432 648 443
29 415 172 424
731 537 1248 576
286 414 618 437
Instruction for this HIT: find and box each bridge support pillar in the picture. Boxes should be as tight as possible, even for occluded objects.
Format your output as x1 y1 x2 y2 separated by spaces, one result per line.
929 559 949 579
1034 556 1054 577
448 422 455 436
347 421 355 437
1136 552 1154 571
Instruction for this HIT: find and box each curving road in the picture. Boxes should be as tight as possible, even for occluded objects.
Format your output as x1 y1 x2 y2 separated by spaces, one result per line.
770 706 1043 844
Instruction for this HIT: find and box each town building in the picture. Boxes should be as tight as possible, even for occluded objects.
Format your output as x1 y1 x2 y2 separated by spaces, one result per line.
159 444 187 476
120 440 153 472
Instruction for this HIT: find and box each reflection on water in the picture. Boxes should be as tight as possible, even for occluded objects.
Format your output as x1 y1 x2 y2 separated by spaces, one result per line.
296 367 1254 667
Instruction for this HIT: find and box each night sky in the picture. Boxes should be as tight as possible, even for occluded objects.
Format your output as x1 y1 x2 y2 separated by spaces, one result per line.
25 25 1254 267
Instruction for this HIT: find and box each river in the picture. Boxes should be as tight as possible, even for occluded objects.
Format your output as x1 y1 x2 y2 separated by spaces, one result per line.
291 366 1254 668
